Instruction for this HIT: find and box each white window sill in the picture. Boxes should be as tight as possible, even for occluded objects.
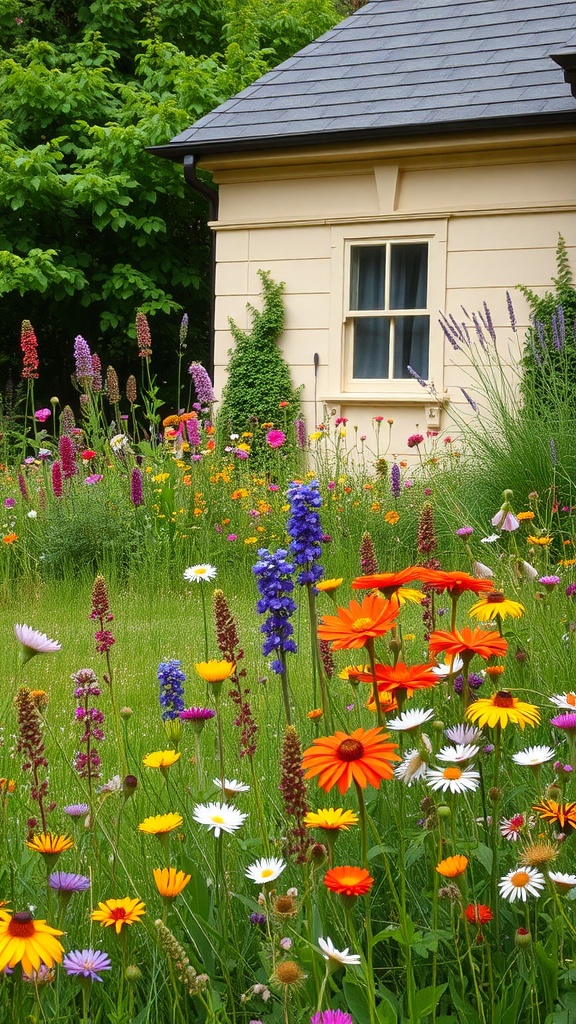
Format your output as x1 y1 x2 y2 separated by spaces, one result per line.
320 391 449 406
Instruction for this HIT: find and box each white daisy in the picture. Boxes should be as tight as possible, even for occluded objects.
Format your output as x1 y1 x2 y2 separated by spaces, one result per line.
427 765 480 794
193 801 247 837
213 778 250 797
184 564 217 584
318 937 361 966
549 693 576 710
512 745 555 767
548 871 576 893
444 724 483 746
245 857 286 884
394 749 429 786
436 743 480 763
432 657 464 678
498 866 545 902
499 814 524 841
14 624 61 662
387 708 435 732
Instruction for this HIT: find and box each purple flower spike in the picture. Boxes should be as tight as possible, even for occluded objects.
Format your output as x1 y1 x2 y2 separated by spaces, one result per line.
49 872 90 893
74 336 93 384
391 463 401 499
188 362 215 404
63 949 112 982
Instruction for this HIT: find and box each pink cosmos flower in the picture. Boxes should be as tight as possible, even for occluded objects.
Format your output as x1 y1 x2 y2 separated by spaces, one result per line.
266 429 286 449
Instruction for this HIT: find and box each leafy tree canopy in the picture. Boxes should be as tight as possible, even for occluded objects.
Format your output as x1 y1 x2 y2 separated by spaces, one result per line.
0 0 349 401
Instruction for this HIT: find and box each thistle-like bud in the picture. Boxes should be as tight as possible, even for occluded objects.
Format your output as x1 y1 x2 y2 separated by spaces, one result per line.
106 366 121 404
126 375 137 405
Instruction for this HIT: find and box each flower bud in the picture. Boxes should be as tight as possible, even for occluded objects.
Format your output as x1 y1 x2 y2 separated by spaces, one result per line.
123 775 138 797
308 842 327 867
488 787 502 804
515 928 531 948
125 965 141 983
546 784 562 801
437 804 451 818
120 706 132 719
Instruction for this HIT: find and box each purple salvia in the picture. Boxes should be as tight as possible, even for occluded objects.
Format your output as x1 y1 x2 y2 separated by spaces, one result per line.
179 313 189 345
74 335 93 384
550 438 557 467
130 468 143 507
407 365 428 388
294 416 307 450
482 302 497 345
18 473 30 503
391 462 401 499
59 435 77 479
460 388 478 413
506 291 517 333
185 417 201 447
91 354 102 392
51 461 63 498
454 313 471 346
188 362 215 404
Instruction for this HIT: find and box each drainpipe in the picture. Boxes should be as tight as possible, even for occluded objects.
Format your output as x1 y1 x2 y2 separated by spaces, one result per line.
183 154 219 381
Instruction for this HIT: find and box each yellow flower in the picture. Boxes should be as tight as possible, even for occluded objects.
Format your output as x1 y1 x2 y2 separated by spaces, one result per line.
91 897 145 934
517 511 535 521
466 691 540 730
143 750 181 769
468 591 525 621
194 660 235 683
307 708 323 719
384 510 400 526
528 535 552 546
152 867 191 899
315 578 344 594
304 807 359 831
138 813 183 835
338 664 370 681
436 855 468 878
0 911 64 974
309 431 324 441
25 833 74 856
244 537 257 545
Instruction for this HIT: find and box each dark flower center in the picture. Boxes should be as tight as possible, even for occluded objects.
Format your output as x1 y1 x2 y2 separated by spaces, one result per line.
493 691 514 707
110 908 127 920
486 591 505 603
337 739 364 762
8 912 35 937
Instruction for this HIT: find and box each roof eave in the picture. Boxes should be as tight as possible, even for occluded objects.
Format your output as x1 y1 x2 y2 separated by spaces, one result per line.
147 109 576 163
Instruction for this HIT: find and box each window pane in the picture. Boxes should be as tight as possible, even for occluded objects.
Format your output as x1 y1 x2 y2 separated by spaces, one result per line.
390 244 428 309
353 317 390 378
350 246 386 310
393 316 429 378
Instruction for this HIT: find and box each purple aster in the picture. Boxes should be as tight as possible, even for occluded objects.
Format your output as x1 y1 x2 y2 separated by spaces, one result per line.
49 872 90 893
64 803 90 817
551 714 576 733
539 575 560 587
3 498 15 509
250 912 266 925
286 479 324 586
63 949 112 982
158 660 186 720
566 583 576 598
456 526 474 537
310 1011 354 1024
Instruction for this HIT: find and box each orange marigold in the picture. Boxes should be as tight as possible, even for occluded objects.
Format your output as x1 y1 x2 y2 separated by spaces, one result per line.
429 627 508 662
324 866 374 897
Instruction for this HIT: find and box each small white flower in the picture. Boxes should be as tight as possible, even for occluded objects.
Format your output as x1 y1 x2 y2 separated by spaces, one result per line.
183 564 217 584
432 657 464 678
318 936 361 966
427 765 480 794
109 433 130 452
387 708 435 732
548 871 576 893
549 693 576 710
280 937 292 950
27 510 38 519
98 775 122 795
436 743 480 763
193 801 247 837
480 534 500 544
499 866 545 902
444 724 482 746
245 857 286 884
394 749 428 786
213 778 250 797
512 745 555 767
229 433 239 441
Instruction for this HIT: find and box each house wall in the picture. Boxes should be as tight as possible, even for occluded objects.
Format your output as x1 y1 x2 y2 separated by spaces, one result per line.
201 127 576 460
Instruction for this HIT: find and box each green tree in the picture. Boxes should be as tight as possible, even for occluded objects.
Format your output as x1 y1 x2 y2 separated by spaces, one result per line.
0 0 349 402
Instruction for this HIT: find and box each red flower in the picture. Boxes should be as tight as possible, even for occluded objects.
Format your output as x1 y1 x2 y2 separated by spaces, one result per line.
465 904 493 926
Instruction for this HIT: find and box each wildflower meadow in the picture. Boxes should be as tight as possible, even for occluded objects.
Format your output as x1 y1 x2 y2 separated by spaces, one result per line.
2 300 576 1024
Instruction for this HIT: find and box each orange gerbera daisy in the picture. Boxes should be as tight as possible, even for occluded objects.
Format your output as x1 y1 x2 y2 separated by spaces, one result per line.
352 567 424 598
302 726 400 794
324 866 374 897
355 661 439 696
429 628 508 662
420 569 495 596
317 593 399 650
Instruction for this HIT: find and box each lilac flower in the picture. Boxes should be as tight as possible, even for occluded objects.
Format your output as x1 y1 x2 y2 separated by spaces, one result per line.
566 583 576 598
250 912 266 925
158 660 186 720
407 364 428 387
64 803 90 818
63 949 112 982
179 313 189 345
253 548 297 673
49 872 90 893
286 480 324 586
186 417 201 446
74 336 93 384
453 672 484 696
130 468 143 507
456 526 473 537
188 362 215 404
391 463 401 499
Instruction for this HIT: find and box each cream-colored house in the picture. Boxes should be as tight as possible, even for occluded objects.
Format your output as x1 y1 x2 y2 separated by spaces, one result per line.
153 0 576 455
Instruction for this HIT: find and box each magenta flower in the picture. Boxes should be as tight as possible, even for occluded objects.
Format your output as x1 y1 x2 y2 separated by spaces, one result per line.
51 461 63 497
266 429 286 449
179 707 215 721
4 498 15 509
130 468 144 507
539 575 560 587
85 474 104 485
34 408 51 423
407 433 424 448
310 1011 354 1024
59 435 77 479
551 713 576 735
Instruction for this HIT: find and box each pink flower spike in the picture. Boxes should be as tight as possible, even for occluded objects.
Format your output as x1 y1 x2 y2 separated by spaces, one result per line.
14 624 61 665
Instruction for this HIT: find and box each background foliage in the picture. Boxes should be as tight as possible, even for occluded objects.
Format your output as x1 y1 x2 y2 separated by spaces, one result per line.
0 0 350 404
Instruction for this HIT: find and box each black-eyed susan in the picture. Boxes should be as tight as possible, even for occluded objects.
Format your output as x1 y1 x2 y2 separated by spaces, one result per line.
138 813 183 835
304 808 359 831
152 868 191 899
466 691 540 730
302 727 400 794
91 897 145 933
468 591 525 621
0 911 64 974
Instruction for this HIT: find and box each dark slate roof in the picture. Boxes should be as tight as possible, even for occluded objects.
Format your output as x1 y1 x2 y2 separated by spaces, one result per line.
152 0 576 158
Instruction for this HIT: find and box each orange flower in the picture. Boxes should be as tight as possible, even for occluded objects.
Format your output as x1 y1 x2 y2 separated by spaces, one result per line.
324 866 374 897
429 628 508 662
420 569 494 595
2 533 17 545
352 567 424 597
355 661 439 696
307 709 323 720
436 855 468 877
302 726 400 794
317 593 399 650
532 800 576 831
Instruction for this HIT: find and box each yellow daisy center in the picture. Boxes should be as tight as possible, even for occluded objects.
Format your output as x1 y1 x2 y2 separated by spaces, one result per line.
261 869 274 878
352 617 373 631
211 815 225 824
510 870 530 887
443 767 463 780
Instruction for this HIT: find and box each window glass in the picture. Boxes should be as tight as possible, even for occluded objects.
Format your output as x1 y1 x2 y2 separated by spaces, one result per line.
390 244 428 310
352 317 390 378
350 246 386 310
393 316 429 378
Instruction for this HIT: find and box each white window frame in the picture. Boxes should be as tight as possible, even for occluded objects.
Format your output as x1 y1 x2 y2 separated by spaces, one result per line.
325 219 447 402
